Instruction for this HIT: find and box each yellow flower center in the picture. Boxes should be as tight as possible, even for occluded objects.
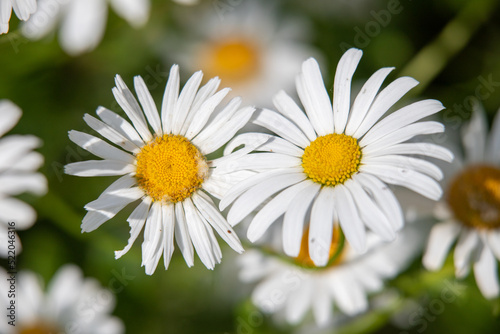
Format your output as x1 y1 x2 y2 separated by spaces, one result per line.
294 225 346 269
447 165 500 230
201 38 260 85
302 134 361 186
135 135 208 203
20 322 60 334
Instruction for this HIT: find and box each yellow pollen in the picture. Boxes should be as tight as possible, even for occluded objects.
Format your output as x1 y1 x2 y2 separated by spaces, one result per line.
135 135 208 203
447 165 500 230
20 322 61 334
302 134 361 186
294 224 345 269
201 39 260 85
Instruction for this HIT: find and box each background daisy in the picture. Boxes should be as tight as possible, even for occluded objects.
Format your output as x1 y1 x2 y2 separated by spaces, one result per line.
0 99 46 257
238 221 430 327
66 64 254 274
168 0 318 107
220 48 452 266
423 103 500 299
0 264 124 334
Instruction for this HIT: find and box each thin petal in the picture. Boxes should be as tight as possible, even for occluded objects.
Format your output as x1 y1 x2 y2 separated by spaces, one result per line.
364 142 454 162
161 65 180 134
83 113 140 153
65 160 135 177
171 71 203 135
68 130 135 163
335 185 366 253
273 90 317 142
96 106 144 147
454 229 479 278
0 100 21 136
486 107 500 164
174 202 194 267
134 75 162 136
333 48 363 134
115 198 151 259
309 186 336 266
423 220 461 270
474 246 500 299
362 155 443 180
224 133 303 157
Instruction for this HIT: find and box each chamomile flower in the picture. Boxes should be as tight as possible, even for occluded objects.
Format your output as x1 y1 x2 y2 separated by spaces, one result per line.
65 65 255 274
21 0 150 55
423 104 500 299
220 48 452 266
0 0 36 34
239 222 428 327
0 99 47 257
0 264 124 334
173 0 317 107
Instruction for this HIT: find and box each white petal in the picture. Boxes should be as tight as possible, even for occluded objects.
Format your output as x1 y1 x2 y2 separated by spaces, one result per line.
11 0 36 21
487 230 500 260
344 178 395 241
362 155 443 180
454 229 479 278
0 135 41 170
161 65 180 134
0 100 21 136
312 280 332 326
0 1 12 34
353 173 403 230
109 0 149 28
83 113 140 153
184 88 230 140
273 90 317 142
362 121 444 154
115 198 151 259
0 174 47 196
364 142 454 162
141 201 163 275
113 75 152 142
9 152 44 171
191 191 243 253
0 197 36 229
252 108 311 148
361 164 443 200
84 187 143 211
231 172 306 229
134 75 162 136
309 186 336 266
174 201 194 267
247 180 311 243
59 0 107 55
335 185 367 253
486 107 500 164
361 99 445 146
474 246 500 299
96 106 144 147
285 280 312 324
222 153 301 171
354 76 419 138
329 274 368 315
68 130 135 163
345 67 394 136
220 167 304 211
302 58 334 134
462 102 487 162
65 160 135 177
172 71 203 135
224 133 303 157
183 198 216 269
423 220 461 271
283 181 321 257
21 0 61 40
193 106 255 155
333 48 363 134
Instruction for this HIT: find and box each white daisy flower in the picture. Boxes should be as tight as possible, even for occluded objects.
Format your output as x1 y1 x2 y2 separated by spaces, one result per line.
173 0 317 107
423 104 500 299
220 48 453 266
238 221 428 327
21 0 150 55
0 0 36 34
65 65 256 274
0 264 124 334
0 99 47 257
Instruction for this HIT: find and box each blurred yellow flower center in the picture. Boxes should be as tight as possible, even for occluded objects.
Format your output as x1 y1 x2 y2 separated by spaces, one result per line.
294 225 345 269
202 39 260 84
135 135 208 203
447 165 500 230
302 134 361 186
20 322 60 334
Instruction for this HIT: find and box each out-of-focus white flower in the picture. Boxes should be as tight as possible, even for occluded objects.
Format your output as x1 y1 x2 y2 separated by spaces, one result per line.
238 221 429 327
0 264 124 333
0 99 47 257
21 0 150 55
66 65 256 274
423 104 500 299
172 0 318 107
0 0 37 34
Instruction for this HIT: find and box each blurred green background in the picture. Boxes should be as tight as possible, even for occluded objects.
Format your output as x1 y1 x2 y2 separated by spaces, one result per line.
1 0 500 333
